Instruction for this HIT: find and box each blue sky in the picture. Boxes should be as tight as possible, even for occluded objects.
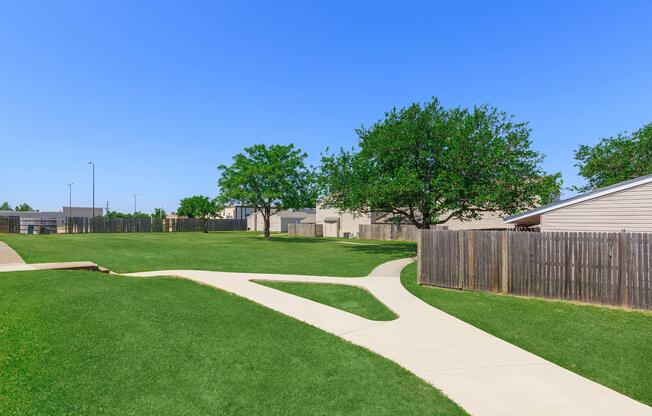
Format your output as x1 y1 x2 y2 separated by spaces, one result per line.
1 1 650 213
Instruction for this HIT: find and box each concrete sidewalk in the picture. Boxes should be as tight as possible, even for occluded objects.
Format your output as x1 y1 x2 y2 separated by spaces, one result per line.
0 241 25 265
128 260 651 416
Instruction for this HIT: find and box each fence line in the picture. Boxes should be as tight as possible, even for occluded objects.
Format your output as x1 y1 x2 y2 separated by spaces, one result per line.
359 223 447 241
288 223 323 237
64 217 247 234
418 230 652 310
0 216 20 233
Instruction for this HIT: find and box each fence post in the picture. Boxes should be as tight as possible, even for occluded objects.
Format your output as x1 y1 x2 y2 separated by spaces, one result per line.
618 231 629 306
501 232 509 293
417 230 423 284
466 231 474 290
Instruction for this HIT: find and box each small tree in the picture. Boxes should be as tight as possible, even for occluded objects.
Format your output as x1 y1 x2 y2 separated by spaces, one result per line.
574 123 652 192
320 98 561 229
218 144 317 238
0 202 11 211
177 195 223 233
151 208 167 219
14 203 34 212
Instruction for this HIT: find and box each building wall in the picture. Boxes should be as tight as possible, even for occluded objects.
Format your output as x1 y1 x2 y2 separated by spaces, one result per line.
247 210 313 232
222 206 256 220
315 206 371 238
541 181 652 232
444 212 514 230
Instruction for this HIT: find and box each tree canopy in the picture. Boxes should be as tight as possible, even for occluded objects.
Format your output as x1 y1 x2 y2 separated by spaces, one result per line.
105 210 150 219
14 203 34 212
0 202 11 211
320 98 561 229
218 144 317 237
151 208 167 219
177 195 223 232
574 123 652 192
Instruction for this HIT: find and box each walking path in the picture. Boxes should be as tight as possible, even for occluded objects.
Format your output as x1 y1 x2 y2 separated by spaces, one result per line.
127 259 652 416
0 241 25 265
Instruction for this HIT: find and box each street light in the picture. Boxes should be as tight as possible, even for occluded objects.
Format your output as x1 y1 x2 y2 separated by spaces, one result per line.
132 193 139 214
88 161 95 217
67 183 74 218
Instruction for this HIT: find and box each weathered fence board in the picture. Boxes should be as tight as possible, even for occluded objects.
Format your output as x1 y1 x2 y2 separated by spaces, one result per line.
418 229 652 310
288 223 323 237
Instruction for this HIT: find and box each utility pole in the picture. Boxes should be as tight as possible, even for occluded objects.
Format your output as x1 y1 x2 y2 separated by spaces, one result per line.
132 193 139 214
67 183 74 217
88 161 95 217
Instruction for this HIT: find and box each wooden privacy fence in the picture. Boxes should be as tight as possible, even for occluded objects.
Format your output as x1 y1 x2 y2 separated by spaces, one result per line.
169 218 247 232
359 224 417 241
359 224 448 241
418 230 652 310
65 218 247 234
0 216 20 233
288 223 323 237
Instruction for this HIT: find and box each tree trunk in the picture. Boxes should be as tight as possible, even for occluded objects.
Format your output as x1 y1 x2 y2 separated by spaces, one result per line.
203 218 209 233
263 206 271 238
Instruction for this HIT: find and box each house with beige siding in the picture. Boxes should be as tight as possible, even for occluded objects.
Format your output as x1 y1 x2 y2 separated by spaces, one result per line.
504 174 652 232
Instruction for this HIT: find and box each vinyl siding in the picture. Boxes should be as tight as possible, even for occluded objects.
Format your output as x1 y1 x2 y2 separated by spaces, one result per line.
541 181 652 232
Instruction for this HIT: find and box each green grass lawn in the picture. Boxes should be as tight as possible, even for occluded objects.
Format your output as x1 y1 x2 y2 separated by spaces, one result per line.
0 232 415 275
255 281 397 321
400 263 652 407
0 270 465 416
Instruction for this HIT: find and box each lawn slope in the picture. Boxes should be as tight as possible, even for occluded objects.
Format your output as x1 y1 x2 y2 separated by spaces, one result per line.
1 270 465 416
0 232 415 276
401 262 652 407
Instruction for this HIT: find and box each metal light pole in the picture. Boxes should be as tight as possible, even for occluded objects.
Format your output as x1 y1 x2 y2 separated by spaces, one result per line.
132 193 139 214
88 161 95 217
67 183 74 217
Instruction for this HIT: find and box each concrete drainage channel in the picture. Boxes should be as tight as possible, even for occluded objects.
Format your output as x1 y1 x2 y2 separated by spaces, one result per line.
0 261 111 273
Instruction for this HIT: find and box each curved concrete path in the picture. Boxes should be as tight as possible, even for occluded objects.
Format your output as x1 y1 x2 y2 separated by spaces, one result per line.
0 241 26 265
127 259 652 416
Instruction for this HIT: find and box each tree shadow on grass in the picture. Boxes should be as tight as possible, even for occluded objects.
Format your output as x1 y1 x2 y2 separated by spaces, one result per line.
266 236 416 256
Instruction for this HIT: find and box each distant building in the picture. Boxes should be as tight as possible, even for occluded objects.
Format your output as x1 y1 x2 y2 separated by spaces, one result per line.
221 205 256 220
247 208 316 232
0 206 102 220
0 207 103 234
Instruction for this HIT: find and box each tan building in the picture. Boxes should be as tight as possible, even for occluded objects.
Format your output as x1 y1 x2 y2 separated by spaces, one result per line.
504 174 652 232
247 208 316 232
221 205 256 220
315 206 374 238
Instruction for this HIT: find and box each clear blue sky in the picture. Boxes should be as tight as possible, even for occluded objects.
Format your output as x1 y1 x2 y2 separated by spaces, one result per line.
1 1 650 213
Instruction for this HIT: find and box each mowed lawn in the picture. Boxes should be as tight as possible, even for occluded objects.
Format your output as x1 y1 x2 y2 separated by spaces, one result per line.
0 270 466 416
400 263 652 407
255 281 398 321
0 232 415 275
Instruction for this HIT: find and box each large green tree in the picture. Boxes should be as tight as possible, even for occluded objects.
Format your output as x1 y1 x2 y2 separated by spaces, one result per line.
177 195 223 233
0 202 11 211
320 98 561 229
574 123 652 192
218 144 317 237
